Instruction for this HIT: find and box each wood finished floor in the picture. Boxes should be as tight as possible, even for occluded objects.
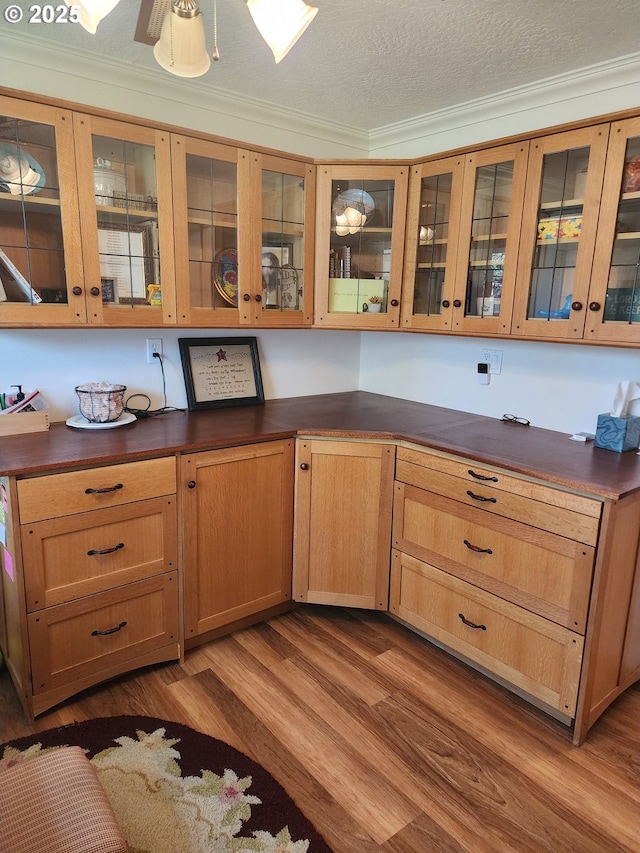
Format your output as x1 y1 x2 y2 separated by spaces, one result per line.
1 605 638 852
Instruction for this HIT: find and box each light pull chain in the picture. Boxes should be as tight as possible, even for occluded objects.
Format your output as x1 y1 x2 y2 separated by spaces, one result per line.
212 0 219 60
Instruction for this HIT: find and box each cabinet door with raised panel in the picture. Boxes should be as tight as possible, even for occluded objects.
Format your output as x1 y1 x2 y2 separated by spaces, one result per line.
182 441 294 639
293 439 395 609
314 164 409 328
0 95 85 325
73 113 176 326
584 117 640 345
451 141 529 335
401 156 465 331
511 125 609 339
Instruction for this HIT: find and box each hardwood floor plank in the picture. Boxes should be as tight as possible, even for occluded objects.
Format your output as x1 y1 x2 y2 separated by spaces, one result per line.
373 646 640 851
168 666 382 853
197 634 421 843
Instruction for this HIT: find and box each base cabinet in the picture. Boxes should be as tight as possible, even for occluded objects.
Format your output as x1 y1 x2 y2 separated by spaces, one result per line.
293 439 395 609
1 457 180 718
181 440 295 640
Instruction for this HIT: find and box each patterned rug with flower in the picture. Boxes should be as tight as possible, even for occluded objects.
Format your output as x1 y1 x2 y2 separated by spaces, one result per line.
0 715 332 853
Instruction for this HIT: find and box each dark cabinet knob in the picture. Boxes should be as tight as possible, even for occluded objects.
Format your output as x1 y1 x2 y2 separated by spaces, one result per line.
571 301 583 311
243 293 251 302
255 294 262 302
390 299 399 307
72 286 82 296
300 463 309 470
187 480 196 489
589 301 601 311
442 300 450 308
453 299 462 308
90 287 100 297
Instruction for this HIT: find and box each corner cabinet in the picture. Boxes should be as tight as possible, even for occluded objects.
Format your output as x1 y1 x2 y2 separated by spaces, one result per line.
181 441 294 640
293 439 395 608
0 458 180 719
314 164 409 328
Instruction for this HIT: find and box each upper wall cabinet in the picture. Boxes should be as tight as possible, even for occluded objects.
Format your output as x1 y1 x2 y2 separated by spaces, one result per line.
0 95 86 325
511 126 609 340
583 117 640 345
401 156 466 332
73 113 176 326
171 142 315 328
314 164 409 329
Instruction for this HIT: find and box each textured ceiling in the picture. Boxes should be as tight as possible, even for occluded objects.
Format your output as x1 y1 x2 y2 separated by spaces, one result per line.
2 0 638 130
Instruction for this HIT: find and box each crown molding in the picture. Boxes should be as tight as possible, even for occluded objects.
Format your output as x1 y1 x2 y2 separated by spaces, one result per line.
369 53 640 157
0 32 369 158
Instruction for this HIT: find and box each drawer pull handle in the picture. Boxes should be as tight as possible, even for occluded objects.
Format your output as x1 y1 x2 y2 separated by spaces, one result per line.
87 542 125 556
467 469 498 482
463 539 493 554
466 490 497 503
85 483 124 495
91 620 127 637
458 613 487 631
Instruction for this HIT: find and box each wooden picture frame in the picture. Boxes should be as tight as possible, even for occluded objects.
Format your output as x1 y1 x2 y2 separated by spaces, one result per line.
178 336 265 411
97 223 151 305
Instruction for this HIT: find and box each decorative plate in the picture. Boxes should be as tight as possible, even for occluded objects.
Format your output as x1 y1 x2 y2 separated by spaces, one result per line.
213 248 239 306
65 411 136 429
0 143 46 196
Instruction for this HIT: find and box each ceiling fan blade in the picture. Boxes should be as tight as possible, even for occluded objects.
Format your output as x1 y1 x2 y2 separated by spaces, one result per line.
134 0 171 45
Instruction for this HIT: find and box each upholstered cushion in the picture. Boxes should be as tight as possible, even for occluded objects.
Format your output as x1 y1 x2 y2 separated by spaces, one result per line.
0 745 128 852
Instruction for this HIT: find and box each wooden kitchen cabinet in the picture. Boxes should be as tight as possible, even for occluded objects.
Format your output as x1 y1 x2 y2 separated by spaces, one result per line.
314 164 409 328
73 112 176 326
0 94 86 325
583 116 640 344
293 438 395 608
390 444 639 744
181 440 294 640
1 456 180 718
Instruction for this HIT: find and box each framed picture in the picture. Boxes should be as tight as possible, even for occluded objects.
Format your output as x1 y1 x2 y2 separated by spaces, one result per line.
100 277 117 304
98 224 150 305
178 336 265 411
262 245 296 309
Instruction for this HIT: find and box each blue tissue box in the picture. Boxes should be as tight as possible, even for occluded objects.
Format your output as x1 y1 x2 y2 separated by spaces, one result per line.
594 414 640 452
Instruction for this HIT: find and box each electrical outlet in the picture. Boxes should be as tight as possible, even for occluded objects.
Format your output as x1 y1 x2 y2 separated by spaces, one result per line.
480 348 503 375
146 338 163 364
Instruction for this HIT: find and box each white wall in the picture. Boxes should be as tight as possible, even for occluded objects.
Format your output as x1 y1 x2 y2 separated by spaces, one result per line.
0 328 361 423
359 332 639 436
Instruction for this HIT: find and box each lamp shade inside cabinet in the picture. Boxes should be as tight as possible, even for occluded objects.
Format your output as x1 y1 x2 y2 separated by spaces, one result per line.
451 142 529 334
73 114 176 326
401 156 465 331
584 117 640 345
0 95 86 325
314 164 408 328
511 126 609 339
171 135 244 326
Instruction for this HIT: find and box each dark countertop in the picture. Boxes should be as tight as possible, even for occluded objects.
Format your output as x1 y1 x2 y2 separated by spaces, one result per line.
1 391 639 500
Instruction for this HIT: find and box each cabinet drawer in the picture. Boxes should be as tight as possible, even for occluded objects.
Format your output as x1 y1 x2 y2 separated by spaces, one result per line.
28 571 179 695
390 552 583 717
396 447 601 545
22 497 178 611
18 457 177 523
393 483 594 632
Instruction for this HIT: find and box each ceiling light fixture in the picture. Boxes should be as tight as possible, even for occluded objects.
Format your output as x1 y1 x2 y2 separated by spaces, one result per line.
64 0 122 34
153 0 211 78
246 0 318 64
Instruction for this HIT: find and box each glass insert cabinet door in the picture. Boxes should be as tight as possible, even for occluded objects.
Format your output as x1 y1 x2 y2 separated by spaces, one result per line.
73 114 176 326
401 156 465 331
512 126 609 339
0 96 85 325
314 164 409 328
171 136 242 326
257 154 315 326
585 118 640 344
452 142 529 334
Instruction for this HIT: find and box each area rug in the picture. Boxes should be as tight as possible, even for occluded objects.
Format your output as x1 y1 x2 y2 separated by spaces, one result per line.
0 715 332 853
